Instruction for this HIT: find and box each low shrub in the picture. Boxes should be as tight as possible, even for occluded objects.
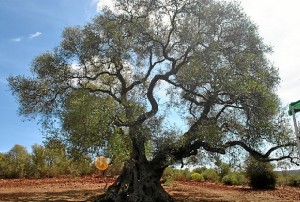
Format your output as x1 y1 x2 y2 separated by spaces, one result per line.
222 172 245 186
192 167 207 174
162 167 192 182
202 168 219 182
246 157 277 189
173 168 192 181
162 167 175 184
276 172 300 187
286 174 300 187
235 172 246 185
191 173 205 182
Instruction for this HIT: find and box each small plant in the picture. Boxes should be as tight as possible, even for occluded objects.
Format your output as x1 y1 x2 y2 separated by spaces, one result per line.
192 167 207 174
191 173 205 182
246 157 277 189
286 174 300 187
202 168 219 182
222 172 245 186
173 168 192 181
161 167 175 184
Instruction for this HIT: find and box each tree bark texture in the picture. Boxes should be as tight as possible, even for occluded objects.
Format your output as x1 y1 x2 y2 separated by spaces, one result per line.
94 161 174 202
94 125 174 202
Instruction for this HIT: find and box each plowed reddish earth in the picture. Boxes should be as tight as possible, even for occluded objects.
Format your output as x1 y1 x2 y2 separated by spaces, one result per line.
0 176 300 201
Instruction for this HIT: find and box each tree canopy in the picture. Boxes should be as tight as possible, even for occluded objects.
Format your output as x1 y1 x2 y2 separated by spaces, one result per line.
8 0 298 201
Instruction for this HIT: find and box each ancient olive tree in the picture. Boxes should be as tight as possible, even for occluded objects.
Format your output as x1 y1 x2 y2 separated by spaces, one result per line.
8 0 297 201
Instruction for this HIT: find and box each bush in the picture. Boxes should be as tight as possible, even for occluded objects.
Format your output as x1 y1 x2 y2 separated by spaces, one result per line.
246 157 277 189
222 172 245 186
192 167 207 174
218 163 231 178
173 168 192 181
235 172 246 185
191 173 205 182
162 167 175 184
162 167 192 183
202 168 219 182
288 179 300 187
284 174 300 187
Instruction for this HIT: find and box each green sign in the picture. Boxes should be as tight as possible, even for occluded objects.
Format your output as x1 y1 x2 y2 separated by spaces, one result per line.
288 100 300 116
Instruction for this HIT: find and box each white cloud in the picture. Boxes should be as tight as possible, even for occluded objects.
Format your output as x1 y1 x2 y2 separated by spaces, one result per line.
11 37 22 42
11 31 42 42
234 0 300 105
29 32 42 39
96 0 115 12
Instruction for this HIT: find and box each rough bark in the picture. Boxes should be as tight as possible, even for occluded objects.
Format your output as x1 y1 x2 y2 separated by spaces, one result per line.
94 125 174 202
94 161 174 202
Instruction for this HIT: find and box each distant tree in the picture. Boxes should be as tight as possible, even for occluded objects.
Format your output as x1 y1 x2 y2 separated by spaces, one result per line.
43 139 70 177
6 144 31 178
0 152 9 178
68 154 94 176
8 0 297 201
215 158 231 178
30 142 94 177
30 144 47 177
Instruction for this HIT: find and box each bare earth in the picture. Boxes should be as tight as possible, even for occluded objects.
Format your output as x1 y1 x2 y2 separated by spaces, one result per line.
0 176 300 202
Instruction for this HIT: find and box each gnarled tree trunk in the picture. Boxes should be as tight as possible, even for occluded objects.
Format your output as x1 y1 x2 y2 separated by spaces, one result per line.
94 161 174 202
94 125 174 202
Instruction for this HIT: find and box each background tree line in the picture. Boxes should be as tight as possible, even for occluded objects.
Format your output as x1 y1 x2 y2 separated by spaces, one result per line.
0 141 93 179
2 141 300 191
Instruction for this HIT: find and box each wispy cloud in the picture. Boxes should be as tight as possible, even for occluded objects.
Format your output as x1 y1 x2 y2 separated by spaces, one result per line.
11 37 22 42
29 32 42 39
11 31 42 43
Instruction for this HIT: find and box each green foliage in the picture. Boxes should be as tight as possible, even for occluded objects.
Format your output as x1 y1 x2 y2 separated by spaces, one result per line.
287 176 300 187
173 168 192 181
105 128 130 170
202 169 219 182
43 139 71 177
68 156 93 176
192 167 207 174
191 173 205 182
222 172 245 186
277 172 300 187
62 89 117 155
6 144 31 178
215 159 231 178
162 167 175 184
30 144 47 177
162 167 192 182
0 143 94 179
0 153 9 178
246 157 277 189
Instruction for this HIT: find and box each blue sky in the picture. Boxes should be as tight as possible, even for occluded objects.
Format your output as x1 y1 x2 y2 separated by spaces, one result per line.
0 0 99 152
1 0 300 153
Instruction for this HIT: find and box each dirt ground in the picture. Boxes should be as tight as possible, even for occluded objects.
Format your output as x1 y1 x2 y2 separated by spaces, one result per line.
0 176 300 202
